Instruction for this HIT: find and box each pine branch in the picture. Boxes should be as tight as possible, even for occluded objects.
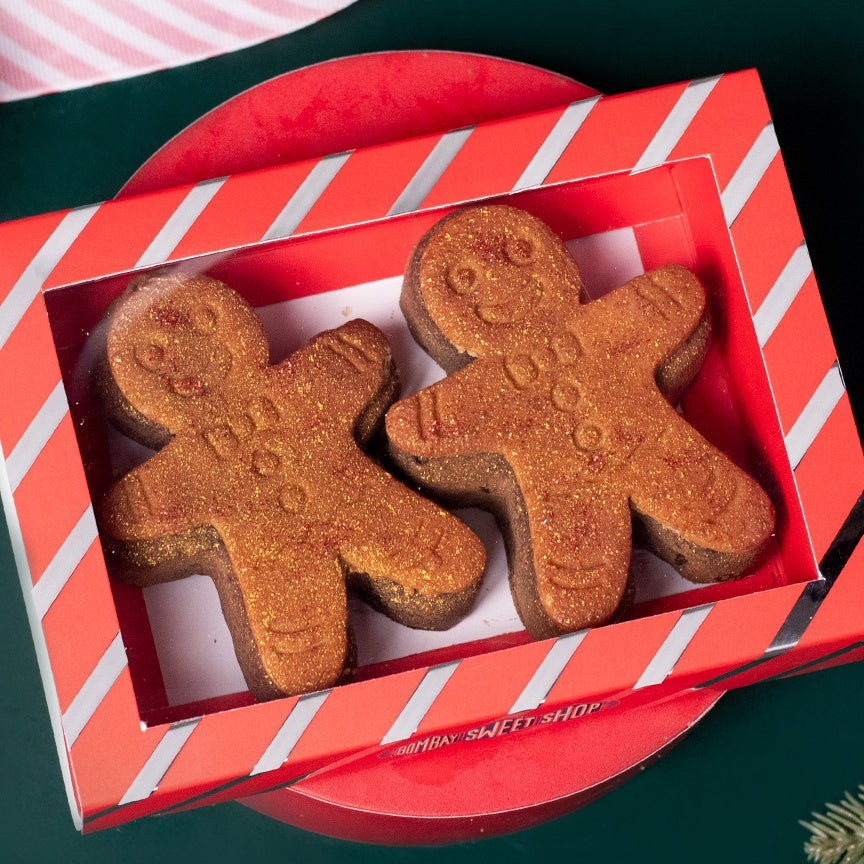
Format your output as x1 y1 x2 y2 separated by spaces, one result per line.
801 786 864 864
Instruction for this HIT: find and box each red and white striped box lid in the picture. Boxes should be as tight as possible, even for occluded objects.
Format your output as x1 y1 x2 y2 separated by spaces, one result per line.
1 68 862 832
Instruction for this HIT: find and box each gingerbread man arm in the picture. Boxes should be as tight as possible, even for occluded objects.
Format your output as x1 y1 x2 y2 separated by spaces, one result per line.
97 440 228 585
99 443 218 544
629 405 775 582
337 453 485 629
583 264 708 371
385 359 510 459
282 319 398 445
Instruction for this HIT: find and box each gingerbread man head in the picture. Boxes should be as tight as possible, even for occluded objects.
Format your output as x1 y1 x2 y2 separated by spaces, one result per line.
406 205 585 363
103 274 269 446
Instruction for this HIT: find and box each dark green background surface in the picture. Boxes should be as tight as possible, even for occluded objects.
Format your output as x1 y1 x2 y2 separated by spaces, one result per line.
2 1 863 861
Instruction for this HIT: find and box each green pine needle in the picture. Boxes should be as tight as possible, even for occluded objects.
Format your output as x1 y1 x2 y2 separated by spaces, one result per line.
801 786 864 863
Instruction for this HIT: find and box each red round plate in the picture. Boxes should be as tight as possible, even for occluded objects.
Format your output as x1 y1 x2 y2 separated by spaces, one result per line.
119 50 599 197
241 688 721 844
126 49 721 843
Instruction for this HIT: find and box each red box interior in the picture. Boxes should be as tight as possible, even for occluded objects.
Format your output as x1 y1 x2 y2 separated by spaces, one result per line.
43 158 818 725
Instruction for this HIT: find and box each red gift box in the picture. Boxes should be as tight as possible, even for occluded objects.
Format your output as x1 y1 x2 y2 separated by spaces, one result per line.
1 68 861 834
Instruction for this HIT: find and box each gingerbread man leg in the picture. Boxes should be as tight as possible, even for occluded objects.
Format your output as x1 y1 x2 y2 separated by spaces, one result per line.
515 481 632 638
334 453 485 630
218 534 352 700
630 416 775 582
99 447 352 699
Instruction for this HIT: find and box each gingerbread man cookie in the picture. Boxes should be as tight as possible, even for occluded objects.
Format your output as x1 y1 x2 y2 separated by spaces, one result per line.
386 205 775 639
97 273 485 700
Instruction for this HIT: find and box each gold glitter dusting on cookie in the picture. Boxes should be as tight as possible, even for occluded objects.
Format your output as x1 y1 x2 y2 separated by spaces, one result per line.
386 205 775 639
98 272 485 701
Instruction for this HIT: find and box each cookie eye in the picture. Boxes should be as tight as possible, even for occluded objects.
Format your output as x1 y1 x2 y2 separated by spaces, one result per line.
191 303 218 331
505 237 533 265
446 265 477 294
134 341 166 372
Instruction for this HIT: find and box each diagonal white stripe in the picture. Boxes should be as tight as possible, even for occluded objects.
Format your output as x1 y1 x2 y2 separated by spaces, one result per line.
251 690 329 776
122 0 252 47
49 0 192 64
512 97 600 191
67 0 211 59
0 31 83 89
262 152 350 240
135 178 226 267
633 604 714 689
753 242 813 347
179 0 314 31
509 630 587 713
0 453 31 587
246 0 337 24
0 76 39 102
288 0 348 10
786 362 846 470
721 121 779 226
62 631 128 747
632 76 720 172
387 127 474 216
32 505 99 619
118 720 200 806
0 444 80 826
5 379 69 492
765 582 824 655
0 0 352 102
0 204 100 350
380 661 460 745
0 1 139 75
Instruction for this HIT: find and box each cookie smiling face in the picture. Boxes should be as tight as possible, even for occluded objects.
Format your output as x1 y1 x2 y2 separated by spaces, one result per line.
106 274 268 435
415 205 585 359
131 302 234 397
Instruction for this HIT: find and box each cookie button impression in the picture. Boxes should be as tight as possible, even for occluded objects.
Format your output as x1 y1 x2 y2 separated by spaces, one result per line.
97 273 485 701
386 205 775 640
